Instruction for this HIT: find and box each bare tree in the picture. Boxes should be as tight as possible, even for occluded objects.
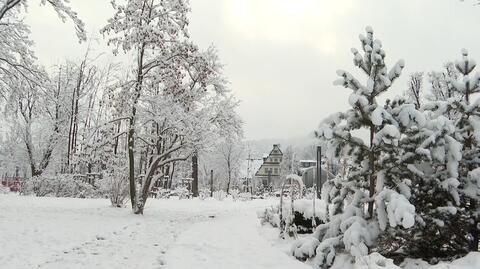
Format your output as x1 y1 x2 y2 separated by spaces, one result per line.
218 140 244 194
405 72 423 109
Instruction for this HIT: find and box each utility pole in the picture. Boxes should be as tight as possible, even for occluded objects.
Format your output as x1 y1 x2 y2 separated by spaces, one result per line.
316 146 322 199
246 154 251 193
267 170 271 191
245 154 262 194
210 169 214 197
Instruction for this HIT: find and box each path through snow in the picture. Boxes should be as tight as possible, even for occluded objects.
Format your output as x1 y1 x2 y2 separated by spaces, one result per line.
0 194 308 269
166 211 311 269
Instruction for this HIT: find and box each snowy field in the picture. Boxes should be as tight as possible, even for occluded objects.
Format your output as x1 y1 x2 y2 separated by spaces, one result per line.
0 194 309 269
1 194 479 269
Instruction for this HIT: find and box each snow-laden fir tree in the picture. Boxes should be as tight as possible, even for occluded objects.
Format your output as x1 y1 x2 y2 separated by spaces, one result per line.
291 27 421 268
374 97 465 261
427 62 461 103
423 50 480 253
375 50 480 262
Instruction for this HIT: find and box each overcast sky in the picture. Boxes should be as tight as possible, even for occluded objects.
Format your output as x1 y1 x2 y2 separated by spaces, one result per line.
25 0 480 140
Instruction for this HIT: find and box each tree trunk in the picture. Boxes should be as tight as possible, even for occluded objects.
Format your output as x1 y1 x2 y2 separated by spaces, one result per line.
465 88 479 251
128 44 145 211
24 124 38 177
168 162 175 189
192 152 199 197
113 121 121 155
66 65 75 172
368 124 376 219
226 163 231 194
128 120 137 210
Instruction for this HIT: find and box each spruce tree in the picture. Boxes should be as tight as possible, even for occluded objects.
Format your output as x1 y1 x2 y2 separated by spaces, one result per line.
292 27 418 268
423 50 480 252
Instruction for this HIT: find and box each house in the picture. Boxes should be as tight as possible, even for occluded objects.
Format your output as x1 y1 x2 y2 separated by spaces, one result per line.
254 144 283 190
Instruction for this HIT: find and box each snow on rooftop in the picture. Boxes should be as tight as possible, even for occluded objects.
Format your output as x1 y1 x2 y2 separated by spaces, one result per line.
299 160 316 163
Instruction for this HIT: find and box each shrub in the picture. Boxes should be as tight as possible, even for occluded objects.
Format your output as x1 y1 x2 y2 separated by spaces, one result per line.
213 190 227 201
20 175 98 198
100 173 129 207
230 189 240 201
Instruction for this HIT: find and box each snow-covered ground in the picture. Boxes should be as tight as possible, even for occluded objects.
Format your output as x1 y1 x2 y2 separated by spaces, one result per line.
0 194 307 269
2 194 479 269
166 211 310 269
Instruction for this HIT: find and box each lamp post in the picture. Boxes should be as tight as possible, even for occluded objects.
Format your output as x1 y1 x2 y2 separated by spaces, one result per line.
210 170 214 197
316 146 322 199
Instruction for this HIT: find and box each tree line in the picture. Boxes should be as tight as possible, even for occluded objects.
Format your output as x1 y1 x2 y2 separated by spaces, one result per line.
0 0 243 214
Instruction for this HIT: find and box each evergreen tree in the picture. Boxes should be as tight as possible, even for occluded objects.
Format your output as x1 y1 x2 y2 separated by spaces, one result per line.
376 97 466 261
292 27 416 268
423 50 480 252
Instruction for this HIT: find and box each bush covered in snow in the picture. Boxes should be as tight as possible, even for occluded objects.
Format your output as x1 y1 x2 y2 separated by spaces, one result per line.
238 192 252 201
20 175 99 198
330 253 401 269
198 188 211 200
0 186 10 194
213 190 227 201
259 199 326 235
198 189 249 201
230 189 240 201
170 186 191 199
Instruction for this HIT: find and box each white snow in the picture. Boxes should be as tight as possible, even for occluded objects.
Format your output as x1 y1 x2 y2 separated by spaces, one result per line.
330 253 401 269
372 106 385 126
429 252 480 269
0 194 308 269
401 253 480 269
375 189 415 230
165 211 311 269
374 124 400 146
2 193 479 269
330 252 480 269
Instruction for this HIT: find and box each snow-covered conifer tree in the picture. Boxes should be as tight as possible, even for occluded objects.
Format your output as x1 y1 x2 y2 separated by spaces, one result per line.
375 97 466 260
291 27 420 268
423 50 480 252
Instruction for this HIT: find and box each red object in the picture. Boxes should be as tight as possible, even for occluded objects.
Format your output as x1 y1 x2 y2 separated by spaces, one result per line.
1 180 21 192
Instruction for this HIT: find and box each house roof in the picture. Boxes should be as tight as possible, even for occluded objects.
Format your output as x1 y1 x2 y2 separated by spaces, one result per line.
254 144 283 177
269 144 283 156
